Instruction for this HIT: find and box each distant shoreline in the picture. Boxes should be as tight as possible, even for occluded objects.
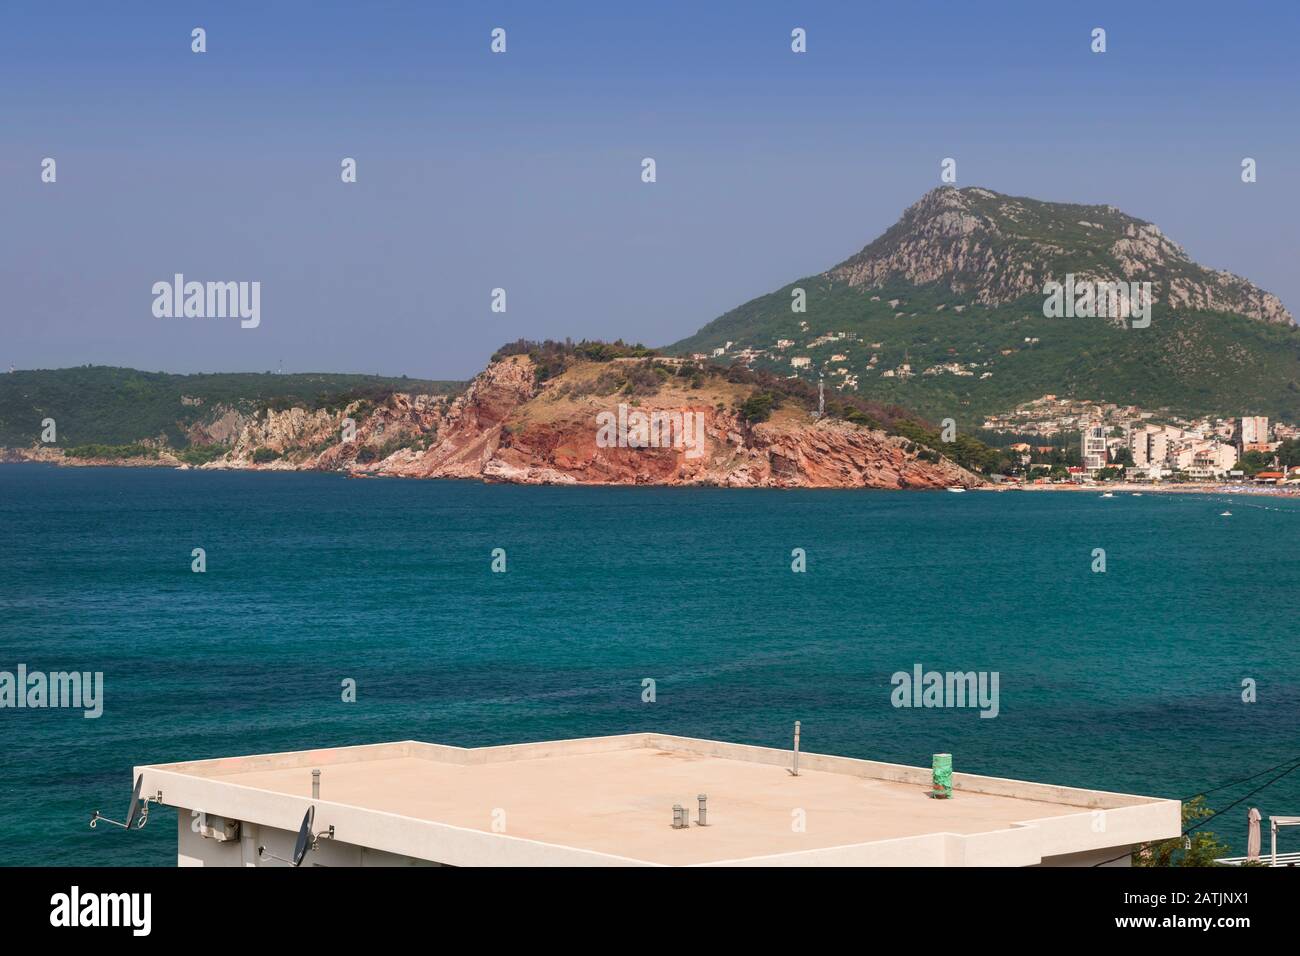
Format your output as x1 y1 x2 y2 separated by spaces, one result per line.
987 481 1299 497
4 453 1297 498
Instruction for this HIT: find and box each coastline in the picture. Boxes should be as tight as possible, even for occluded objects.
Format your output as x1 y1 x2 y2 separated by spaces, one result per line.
5 450 1297 497
994 481 1299 497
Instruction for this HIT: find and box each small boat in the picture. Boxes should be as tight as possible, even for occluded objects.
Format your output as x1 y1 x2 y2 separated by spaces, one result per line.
1100 492 1114 498
947 487 966 493
1131 493 1142 497
1220 510 1232 516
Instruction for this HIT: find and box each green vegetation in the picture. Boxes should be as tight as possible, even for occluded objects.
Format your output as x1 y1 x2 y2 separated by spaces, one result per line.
739 391 779 424
251 447 280 464
63 443 159 460
886 419 1008 473
356 435 423 463
669 278 1300 427
1238 450 1274 476
1132 797 1229 867
175 444 227 466
491 339 655 382
0 366 464 448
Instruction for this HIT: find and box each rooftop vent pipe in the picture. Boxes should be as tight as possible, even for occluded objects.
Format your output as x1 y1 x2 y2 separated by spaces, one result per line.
697 794 708 827
672 804 688 829
312 769 321 800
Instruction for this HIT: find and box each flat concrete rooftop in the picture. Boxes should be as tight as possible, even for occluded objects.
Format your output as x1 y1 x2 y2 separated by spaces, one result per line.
137 734 1181 866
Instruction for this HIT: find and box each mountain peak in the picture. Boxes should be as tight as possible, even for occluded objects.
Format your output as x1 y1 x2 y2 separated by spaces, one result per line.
830 187 1291 325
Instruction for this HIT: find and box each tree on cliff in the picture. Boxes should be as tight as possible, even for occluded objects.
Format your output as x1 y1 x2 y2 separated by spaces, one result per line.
740 391 779 424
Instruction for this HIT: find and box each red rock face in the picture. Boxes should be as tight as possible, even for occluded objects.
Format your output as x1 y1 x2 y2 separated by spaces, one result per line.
373 357 983 490
2 356 982 488
380 356 536 479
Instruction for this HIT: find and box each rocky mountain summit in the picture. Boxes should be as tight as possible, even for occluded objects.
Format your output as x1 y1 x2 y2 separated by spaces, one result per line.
830 187 1292 325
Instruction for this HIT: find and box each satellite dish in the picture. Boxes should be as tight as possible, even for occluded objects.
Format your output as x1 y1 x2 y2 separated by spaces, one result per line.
291 806 315 867
89 773 151 830
257 805 332 866
124 774 145 829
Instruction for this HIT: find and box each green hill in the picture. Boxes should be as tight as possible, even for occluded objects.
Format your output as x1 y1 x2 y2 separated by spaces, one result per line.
668 187 1299 426
0 367 464 447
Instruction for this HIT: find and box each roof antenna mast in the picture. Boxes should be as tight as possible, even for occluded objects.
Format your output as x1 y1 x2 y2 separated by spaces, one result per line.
790 721 801 777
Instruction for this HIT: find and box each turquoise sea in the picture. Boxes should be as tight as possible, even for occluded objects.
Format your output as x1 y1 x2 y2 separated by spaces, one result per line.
2 464 1298 865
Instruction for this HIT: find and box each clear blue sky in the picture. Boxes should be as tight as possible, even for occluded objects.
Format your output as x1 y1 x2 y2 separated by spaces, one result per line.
2 1 1296 379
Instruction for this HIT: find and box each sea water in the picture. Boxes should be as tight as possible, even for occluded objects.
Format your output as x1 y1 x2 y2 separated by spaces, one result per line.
1 465 1296 864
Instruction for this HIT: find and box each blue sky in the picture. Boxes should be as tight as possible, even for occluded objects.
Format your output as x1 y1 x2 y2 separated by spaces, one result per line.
1 1 1296 378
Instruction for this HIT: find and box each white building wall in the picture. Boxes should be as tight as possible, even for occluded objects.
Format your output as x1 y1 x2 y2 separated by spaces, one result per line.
175 813 441 867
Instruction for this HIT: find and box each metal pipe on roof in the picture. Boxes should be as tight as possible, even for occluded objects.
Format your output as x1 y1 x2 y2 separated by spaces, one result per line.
792 721 801 777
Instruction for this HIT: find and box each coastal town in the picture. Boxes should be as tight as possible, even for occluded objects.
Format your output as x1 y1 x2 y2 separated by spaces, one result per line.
980 396 1300 487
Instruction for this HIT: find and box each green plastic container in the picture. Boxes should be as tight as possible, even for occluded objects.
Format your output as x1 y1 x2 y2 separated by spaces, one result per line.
930 753 953 799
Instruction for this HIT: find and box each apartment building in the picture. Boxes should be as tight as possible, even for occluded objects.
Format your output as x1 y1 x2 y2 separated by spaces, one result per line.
1236 415 1281 454
1082 423 1108 471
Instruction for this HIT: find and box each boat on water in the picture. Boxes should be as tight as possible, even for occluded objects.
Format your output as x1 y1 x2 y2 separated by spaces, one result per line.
1220 510 1233 516
1100 492 1114 498
947 487 966 493
1131 493 1142 497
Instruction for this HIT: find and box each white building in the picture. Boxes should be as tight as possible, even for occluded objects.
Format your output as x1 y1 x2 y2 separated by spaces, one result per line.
1153 436 1236 477
1082 423 1108 471
125 734 1180 867
1128 426 1152 467
1126 425 1238 477
1187 441 1239 478
1147 426 1184 470
1239 415 1269 448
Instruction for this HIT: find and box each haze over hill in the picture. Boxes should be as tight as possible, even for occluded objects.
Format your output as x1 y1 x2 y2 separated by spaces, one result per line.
669 187 1300 425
